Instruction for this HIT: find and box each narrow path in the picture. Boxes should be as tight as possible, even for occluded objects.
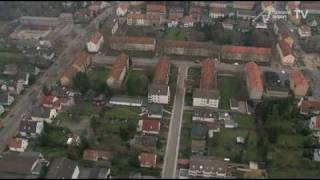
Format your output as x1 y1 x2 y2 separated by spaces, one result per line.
162 65 188 178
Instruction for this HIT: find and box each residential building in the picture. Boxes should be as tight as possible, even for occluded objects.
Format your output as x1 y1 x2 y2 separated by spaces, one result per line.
309 116 320 142
290 70 309 97
127 13 162 26
192 107 218 123
222 18 235 30
18 120 44 138
16 72 30 86
3 64 18 76
277 40 295 66
138 153 157 168
188 155 227 178
71 51 91 72
209 1 230 8
1 81 24 95
109 95 143 107
116 3 129 17
87 31 104 53
129 135 158 152
193 59 220 108
109 36 156 51
209 7 227 19
82 149 110 162
300 99 320 115
222 45 272 64
182 15 194 28
146 103 163 119
8 138 28 152
139 118 160 135
286 1 301 25
148 56 170 104
244 62 264 100
192 122 208 140
168 16 179 28
168 6 184 19
106 53 130 90
164 40 220 57
82 167 111 179
298 25 312 38
146 4 166 23
0 152 48 178
0 93 15 106
236 20 251 33
46 158 80 179
60 67 78 87
31 106 57 123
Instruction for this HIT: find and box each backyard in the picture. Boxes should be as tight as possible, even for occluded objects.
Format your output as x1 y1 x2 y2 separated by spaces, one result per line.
179 111 192 159
185 67 201 106
163 27 191 41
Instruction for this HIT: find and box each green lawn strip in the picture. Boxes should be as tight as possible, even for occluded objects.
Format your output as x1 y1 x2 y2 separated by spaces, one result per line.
276 134 305 148
0 52 25 65
218 76 242 109
87 68 110 83
234 114 255 129
103 106 140 120
179 111 193 158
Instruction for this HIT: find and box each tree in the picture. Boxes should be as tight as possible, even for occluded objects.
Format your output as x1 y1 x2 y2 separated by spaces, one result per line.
128 155 140 167
90 116 100 132
73 72 90 94
42 85 51 96
126 72 150 96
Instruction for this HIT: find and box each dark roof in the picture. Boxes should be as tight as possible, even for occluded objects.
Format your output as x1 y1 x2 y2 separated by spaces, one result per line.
191 140 206 152
263 71 290 91
0 152 39 175
189 155 227 174
192 122 208 140
19 120 38 134
193 107 218 119
132 135 158 148
31 106 51 118
147 103 163 116
193 88 220 99
148 84 169 96
46 158 77 179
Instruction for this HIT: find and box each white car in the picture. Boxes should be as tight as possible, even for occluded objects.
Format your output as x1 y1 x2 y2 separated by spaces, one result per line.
234 63 239 66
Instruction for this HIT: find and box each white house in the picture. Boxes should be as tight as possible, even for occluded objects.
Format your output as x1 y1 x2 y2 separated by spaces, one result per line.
8 138 29 152
277 40 295 66
193 89 220 108
86 31 104 53
309 116 320 142
116 4 128 17
168 18 179 28
148 84 170 104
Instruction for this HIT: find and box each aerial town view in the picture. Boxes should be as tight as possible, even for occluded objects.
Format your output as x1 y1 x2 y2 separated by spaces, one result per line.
0 1 320 179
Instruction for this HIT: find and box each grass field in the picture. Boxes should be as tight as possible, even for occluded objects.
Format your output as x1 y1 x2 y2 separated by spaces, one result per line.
234 114 255 129
179 111 193 159
103 105 140 120
163 27 191 41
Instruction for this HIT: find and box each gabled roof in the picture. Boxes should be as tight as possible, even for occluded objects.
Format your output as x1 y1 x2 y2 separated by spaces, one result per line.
127 13 146 19
109 53 129 80
41 95 57 105
89 31 103 45
222 45 271 56
61 66 78 80
142 119 160 132
139 153 157 167
146 4 166 14
183 15 193 23
8 138 23 149
153 56 170 85
46 158 77 179
83 149 99 161
301 100 320 114
72 51 89 68
278 40 292 56
200 59 215 89
291 70 308 88
18 120 38 134
301 2 320 11
244 62 263 91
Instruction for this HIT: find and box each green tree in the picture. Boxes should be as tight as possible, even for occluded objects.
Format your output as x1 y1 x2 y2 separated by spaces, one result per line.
126 72 150 96
73 72 91 94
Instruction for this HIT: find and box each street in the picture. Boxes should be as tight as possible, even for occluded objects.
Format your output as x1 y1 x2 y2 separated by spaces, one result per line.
0 5 116 153
162 65 188 178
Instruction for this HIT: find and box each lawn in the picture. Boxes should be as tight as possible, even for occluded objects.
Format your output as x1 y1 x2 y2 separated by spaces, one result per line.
163 27 191 41
234 114 255 129
218 75 245 109
276 134 305 148
87 68 110 83
103 106 140 120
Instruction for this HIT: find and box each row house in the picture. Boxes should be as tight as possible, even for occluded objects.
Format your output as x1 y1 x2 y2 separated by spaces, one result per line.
277 40 295 66
244 62 264 100
164 40 219 57
146 4 166 22
60 51 91 86
221 45 272 64
109 36 156 52
290 70 309 97
148 56 170 104
86 31 104 53
193 59 220 108
188 155 227 178
106 53 130 90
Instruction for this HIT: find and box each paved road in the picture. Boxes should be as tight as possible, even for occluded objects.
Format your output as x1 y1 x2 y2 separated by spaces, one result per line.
162 65 188 178
0 6 115 152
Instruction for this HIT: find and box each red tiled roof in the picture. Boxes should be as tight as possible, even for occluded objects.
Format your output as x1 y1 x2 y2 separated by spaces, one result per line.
109 36 156 45
301 100 320 114
61 66 78 80
147 4 166 14
165 40 212 49
41 95 56 105
89 31 103 44
153 56 170 85
72 51 89 68
244 62 263 91
127 13 146 19
178 158 190 165
233 1 256 10
83 149 99 161
109 53 129 80
278 40 292 56
8 138 22 149
200 59 215 89
142 119 160 133
222 45 271 56
139 153 157 167
291 70 308 88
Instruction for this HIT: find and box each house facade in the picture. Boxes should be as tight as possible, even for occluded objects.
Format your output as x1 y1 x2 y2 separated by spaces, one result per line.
290 70 309 97
87 31 104 53
106 53 129 90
